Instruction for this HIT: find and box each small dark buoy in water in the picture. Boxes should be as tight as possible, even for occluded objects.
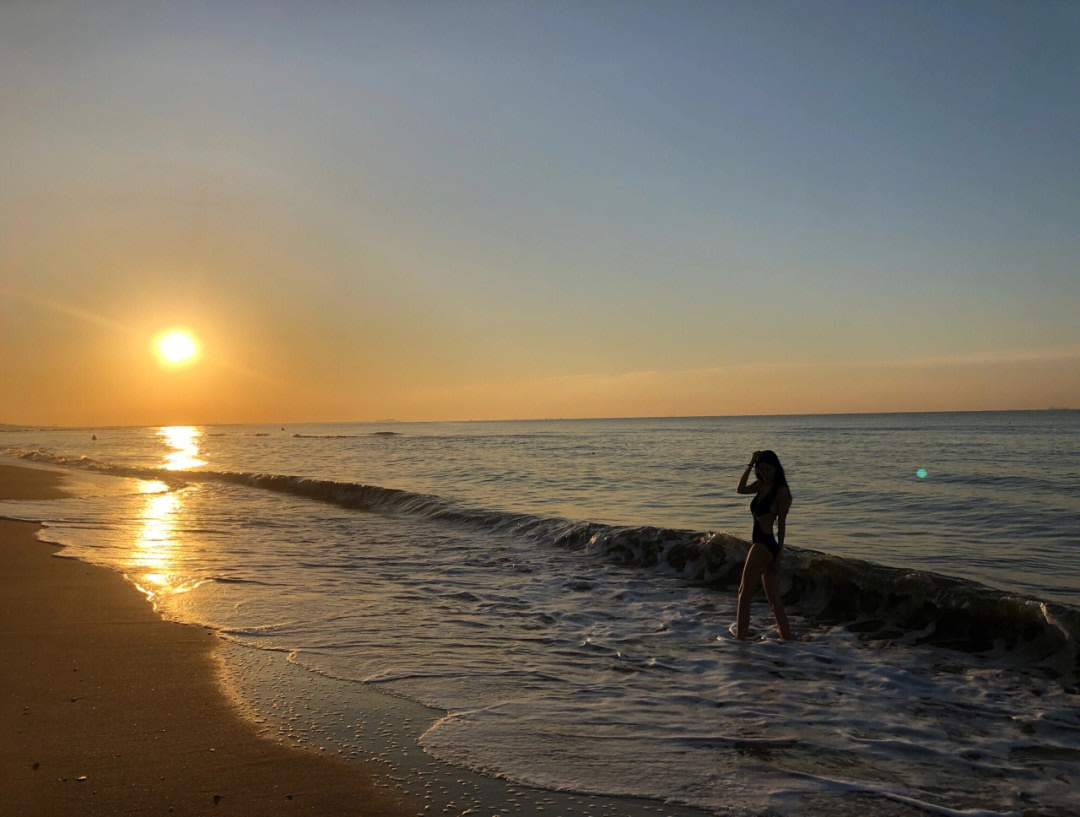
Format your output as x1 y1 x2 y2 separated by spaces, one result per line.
91 434 97 441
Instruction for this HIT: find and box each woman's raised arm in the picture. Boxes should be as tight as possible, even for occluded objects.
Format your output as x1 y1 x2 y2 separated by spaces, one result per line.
736 459 759 494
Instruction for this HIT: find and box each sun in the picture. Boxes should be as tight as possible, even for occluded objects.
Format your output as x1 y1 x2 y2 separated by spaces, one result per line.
156 330 199 366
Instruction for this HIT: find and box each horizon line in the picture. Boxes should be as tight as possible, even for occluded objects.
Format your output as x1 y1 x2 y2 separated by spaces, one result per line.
2 406 1078 431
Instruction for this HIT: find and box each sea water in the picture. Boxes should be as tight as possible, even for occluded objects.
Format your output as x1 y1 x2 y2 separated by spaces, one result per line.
2 412 1079 816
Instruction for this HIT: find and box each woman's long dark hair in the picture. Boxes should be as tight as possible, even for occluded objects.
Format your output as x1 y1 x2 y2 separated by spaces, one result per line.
756 450 791 501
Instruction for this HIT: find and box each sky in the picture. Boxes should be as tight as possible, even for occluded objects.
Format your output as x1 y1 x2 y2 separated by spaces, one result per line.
2 0 1078 425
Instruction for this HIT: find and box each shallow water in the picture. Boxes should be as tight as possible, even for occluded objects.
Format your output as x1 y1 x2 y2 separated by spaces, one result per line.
7 412 1079 603
3 412 1079 815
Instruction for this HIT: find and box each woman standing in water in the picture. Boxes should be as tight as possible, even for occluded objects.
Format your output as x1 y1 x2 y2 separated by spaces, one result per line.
735 450 792 640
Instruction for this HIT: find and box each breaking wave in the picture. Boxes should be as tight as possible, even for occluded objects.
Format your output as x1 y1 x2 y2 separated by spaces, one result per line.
292 431 400 438
8 447 1079 683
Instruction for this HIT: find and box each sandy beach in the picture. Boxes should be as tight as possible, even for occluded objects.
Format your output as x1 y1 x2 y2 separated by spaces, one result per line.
0 462 414 816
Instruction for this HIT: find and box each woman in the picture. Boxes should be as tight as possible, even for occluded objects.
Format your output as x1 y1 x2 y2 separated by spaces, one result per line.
734 450 792 640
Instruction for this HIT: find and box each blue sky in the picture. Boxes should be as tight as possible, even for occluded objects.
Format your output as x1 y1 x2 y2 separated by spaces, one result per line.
2 1 1078 422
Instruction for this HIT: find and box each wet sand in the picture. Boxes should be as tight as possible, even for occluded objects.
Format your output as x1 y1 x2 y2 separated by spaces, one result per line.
0 462 415 816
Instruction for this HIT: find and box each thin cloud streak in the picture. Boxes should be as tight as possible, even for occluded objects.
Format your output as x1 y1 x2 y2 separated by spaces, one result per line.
458 344 1080 392
390 344 1080 421
1 284 134 336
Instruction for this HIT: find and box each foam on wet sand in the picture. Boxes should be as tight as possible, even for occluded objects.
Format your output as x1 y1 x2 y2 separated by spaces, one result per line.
0 462 414 816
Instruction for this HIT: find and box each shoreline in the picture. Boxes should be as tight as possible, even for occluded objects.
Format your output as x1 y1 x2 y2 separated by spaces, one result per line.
0 460 718 817
0 462 414 816
5 458 1046 816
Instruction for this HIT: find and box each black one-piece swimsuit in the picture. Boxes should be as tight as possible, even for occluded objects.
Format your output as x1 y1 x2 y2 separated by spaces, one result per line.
750 486 781 562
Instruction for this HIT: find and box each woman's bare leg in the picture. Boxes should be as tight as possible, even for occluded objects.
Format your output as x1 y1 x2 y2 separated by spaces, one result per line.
736 544 773 640
761 567 791 640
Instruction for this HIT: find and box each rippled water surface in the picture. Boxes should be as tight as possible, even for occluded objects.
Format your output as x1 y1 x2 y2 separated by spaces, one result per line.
3 412 1079 815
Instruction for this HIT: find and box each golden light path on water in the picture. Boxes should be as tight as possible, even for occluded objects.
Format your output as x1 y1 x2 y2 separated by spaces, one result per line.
132 484 180 597
160 425 206 470
130 426 206 597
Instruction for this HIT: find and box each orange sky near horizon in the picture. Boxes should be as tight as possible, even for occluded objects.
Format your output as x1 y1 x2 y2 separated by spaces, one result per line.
3 282 1077 427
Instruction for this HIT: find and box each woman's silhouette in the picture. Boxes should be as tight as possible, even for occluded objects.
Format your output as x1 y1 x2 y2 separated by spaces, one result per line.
734 450 792 640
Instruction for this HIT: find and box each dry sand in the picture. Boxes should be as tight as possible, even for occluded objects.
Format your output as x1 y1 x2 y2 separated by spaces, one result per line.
0 462 415 816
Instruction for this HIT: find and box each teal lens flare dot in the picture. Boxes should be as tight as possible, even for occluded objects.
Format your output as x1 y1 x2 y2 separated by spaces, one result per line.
915 468 928 479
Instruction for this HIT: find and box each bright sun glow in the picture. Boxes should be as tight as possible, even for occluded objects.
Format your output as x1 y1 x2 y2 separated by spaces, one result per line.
156 330 198 365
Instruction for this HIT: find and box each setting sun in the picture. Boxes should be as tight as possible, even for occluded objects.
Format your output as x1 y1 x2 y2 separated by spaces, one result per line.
156 330 199 366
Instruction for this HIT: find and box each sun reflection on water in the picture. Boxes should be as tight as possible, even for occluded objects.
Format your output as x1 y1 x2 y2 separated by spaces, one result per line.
133 487 180 597
160 425 205 470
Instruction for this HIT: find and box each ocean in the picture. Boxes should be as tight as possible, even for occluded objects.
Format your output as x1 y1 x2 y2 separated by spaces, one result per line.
2 411 1078 816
